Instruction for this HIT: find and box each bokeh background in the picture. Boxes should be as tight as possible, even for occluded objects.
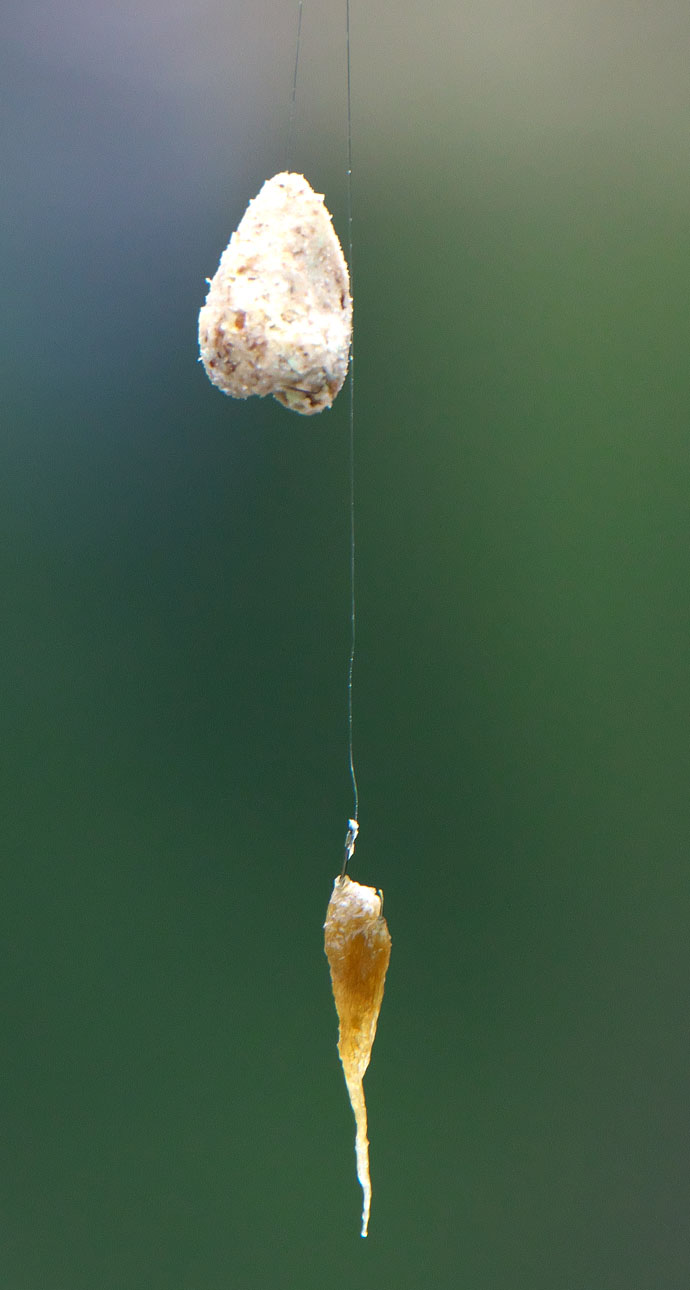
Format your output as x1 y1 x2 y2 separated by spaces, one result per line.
2 2 690 1286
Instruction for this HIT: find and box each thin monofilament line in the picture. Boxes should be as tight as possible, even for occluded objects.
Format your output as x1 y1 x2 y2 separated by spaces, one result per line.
285 1 303 171
345 0 358 828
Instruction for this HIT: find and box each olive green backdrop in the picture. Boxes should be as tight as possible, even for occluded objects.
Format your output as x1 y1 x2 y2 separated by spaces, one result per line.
2 2 689 1287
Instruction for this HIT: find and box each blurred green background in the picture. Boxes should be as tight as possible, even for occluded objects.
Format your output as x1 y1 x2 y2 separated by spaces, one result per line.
2 2 689 1286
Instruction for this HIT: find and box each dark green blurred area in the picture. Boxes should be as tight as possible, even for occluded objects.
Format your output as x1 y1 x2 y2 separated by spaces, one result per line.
2 3 689 1287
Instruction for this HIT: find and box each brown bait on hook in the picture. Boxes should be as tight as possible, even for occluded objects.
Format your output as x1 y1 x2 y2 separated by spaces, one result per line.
324 875 391 1237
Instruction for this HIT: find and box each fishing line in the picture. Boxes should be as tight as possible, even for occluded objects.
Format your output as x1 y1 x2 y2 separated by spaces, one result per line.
343 0 359 874
285 0 303 171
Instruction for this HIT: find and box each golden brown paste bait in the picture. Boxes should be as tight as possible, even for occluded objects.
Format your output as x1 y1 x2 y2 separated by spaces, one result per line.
324 874 391 1236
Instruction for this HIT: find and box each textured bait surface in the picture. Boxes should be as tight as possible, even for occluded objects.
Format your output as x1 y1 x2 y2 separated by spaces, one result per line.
199 172 352 415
